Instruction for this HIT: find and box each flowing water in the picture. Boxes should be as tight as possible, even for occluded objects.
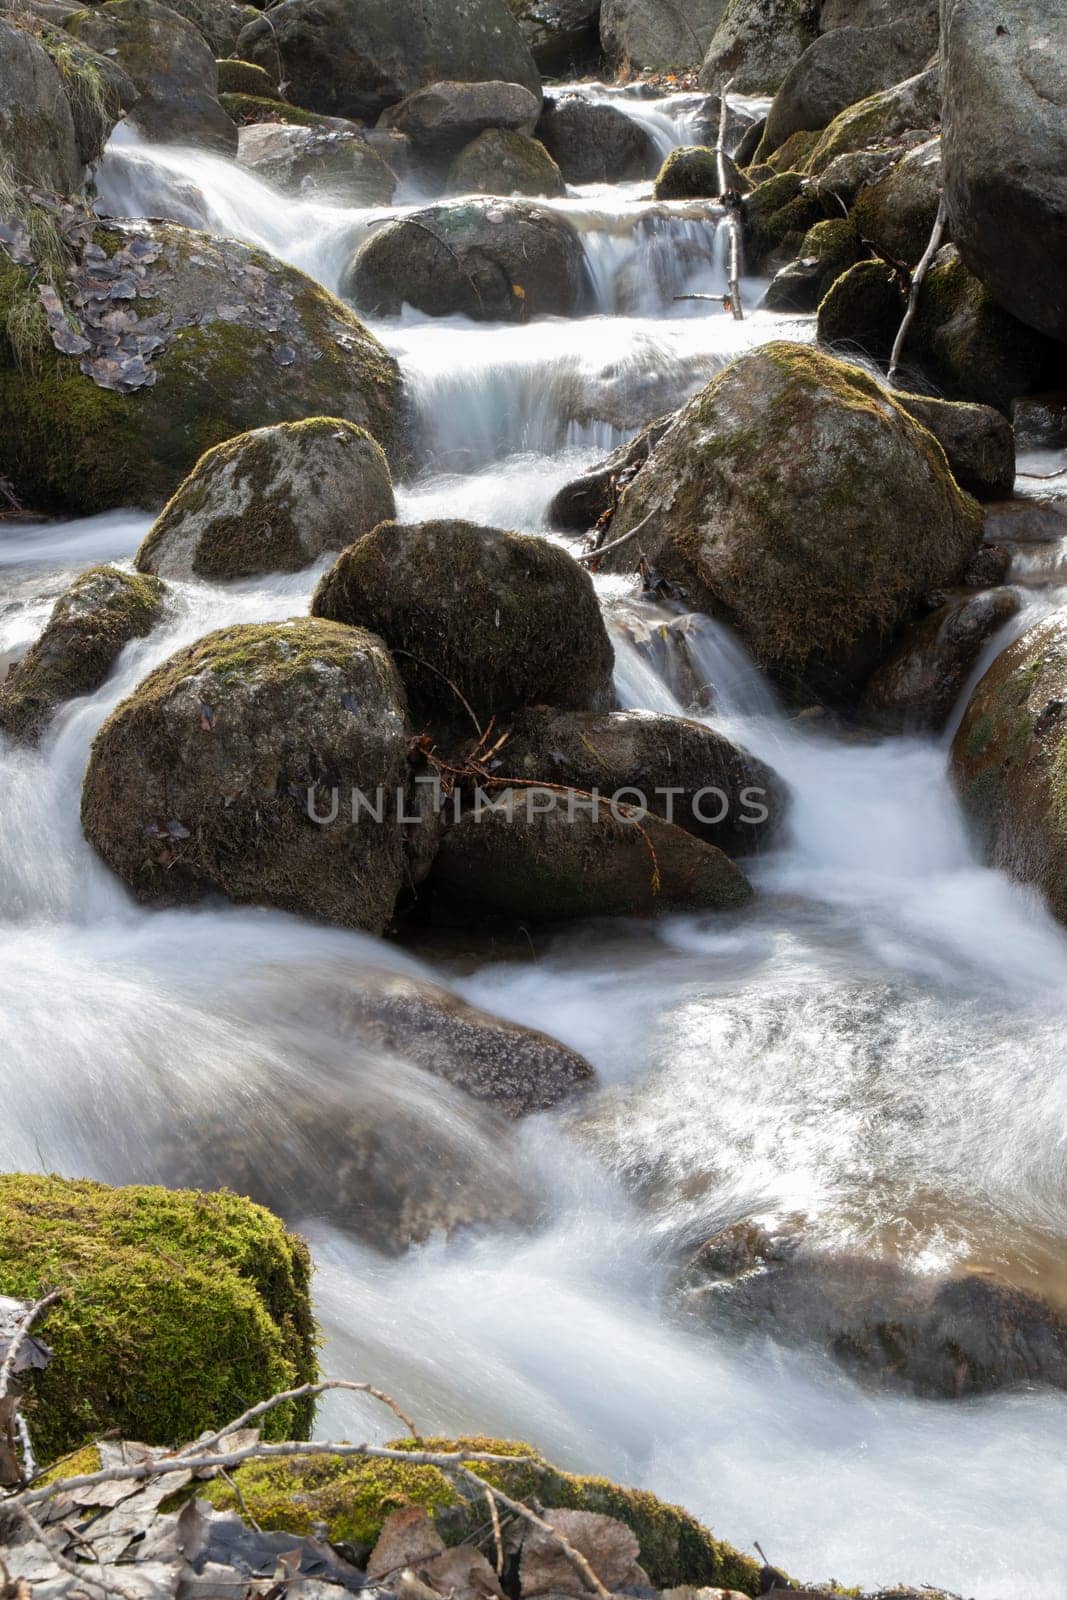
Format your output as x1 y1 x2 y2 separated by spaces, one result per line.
3 87 1066 1597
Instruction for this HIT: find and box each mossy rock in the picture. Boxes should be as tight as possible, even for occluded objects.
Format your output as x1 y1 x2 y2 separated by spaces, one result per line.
37 25 137 166
653 145 747 201
763 216 860 312
136 418 395 581
806 65 941 176
219 91 334 126
0 564 164 742
0 14 82 193
851 136 941 269
0 1173 317 1463
741 169 829 268
207 1436 763 1593
216 58 279 97
765 125 820 175
447 128 564 199
816 257 906 363
0 215 401 515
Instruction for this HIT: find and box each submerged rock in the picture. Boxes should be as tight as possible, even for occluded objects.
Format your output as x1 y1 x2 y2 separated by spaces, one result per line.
0 1172 316 1461
378 79 541 153
447 128 564 198
236 122 398 204
312 519 615 729
0 16 82 193
344 198 587 322
951 612 1067 925
536 92 658 185
600 0 727 71
0 565 164 743
235 0 540 124
597 342 983 704
135 418 396 581
861 588 1021 734
81 619 412 931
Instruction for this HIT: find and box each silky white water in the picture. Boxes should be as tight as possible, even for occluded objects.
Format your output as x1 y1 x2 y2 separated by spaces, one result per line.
2 90 1066 1596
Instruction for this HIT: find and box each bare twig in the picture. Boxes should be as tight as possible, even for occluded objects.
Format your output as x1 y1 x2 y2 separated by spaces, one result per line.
716 78 744 322
577 509 655 565
218 1467 261 1532
177 1378 419 1457
393 649 483 740
0 1288 64 1402
888 192 947 388
449 1465 609 1599
485 1483 504 1576
673 292 728 303
10 1499 141 1600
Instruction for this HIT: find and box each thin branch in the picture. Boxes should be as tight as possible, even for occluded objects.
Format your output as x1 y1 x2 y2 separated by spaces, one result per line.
218 1467 261 1533
10 1499 141 1600
888 192 947 388
716 78 744 322
449 1465 609 1599
576 509 655 565
0 1289 64 1402
393 649 483 740
485 1483 504 1577
176 1378 419 1457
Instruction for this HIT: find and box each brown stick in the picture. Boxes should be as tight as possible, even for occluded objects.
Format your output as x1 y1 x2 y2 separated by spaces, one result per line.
175 1377 420 1457
716 78 744 322
576 509 655 565
888 192 947 388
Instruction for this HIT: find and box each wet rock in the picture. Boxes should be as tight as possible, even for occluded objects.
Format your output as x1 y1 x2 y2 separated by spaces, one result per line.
0 565 164 743
940 0 1067 344
36 29 137 168
699 0 818 97
235 0 540 124
653 145 747 200
892 393 1016 500
65 0 237 154
851 135 940 268
762 215 858 312
429 800 753 925
511 0 602 74
379 79 541 155
815 257 906 363
951 612 1067 925
81 618 412 931
762 20 938 152
809 143 897 206
597 342 983 705
502 706 786 854
0 208 401 515
162 0 258 54
600 0 727 71
236 121 397 204
135 418 395 581
536 92 658 185
448 128 564 199
0 16 82 193
548 413 673 531
805 64 940 174
616 609 720 713
311 518 615 729
860 588 1021 733
680 1220 1067 1399
344 198 587 322
216 57 280 97
742 170 830 269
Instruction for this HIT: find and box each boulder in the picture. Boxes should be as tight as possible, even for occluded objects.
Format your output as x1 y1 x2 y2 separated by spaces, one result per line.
429 801 752 924
311 519 615 729
762 215 858 311
81 618 413 931
892 392 1016 500
501 706 786 854
0 1173 316 1462
216 58 280 97
699 0 818 96
0 209 401 515
0 16 82 192
815 257 906 362
548 413 673 531
861 588 1021 733
378 79 540 155
742 169 830 268
809 143 897 205
536 93 657 185
940 0 1067 344
343 198 587 322
906 246 1062 412
35 28 137 168
951 613 1067 924
681 1220 1067 1399
235 0 540 124
600 0 727 70
236 122 397 203
851 136 940 268
448 127 564 198
653 145 747 200
135 418 395 581
819 0 936 28
0 565 164 743
161 0 258 54
805 65 940 174
597 343 983 704
65 0 237 154
761 20 937 152
510 0 602 73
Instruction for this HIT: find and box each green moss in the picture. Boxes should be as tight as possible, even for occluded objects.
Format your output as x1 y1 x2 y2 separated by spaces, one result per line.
216 59 280 98
0 1174 317 1463
967 711 994 759
653 145 720 200
766 126 820 174
743 170 828 263
219 93 338 127
448 129 563 199
909 253 1058 410
816 258 906 361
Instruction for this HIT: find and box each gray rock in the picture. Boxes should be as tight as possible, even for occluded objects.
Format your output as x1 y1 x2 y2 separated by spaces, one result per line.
536 92 658 185
447 128 565 198
851 135 941 268
236 121 397 204
0 15 81 192
894 391 1016 500
861 587 1021 732
510 0 602 73
806 64 940 174
601 0 727 71
548 413 673 530
763 19 938 150
700 0 818 97
378 79 541 154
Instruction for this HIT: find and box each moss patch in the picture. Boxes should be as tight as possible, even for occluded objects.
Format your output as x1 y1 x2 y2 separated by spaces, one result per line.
0 1174 317 1463
220 92 340 127
216 59 279 98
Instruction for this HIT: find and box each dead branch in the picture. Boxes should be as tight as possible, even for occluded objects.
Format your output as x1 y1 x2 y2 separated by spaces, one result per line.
576 509 655 565
448 1465 609 1600
0 1289 64 1402
177 1378 419 1456
716 78 744 322
484 1483 504 1576
673 293 729 303
888 192 947 388
9 1499 141 1600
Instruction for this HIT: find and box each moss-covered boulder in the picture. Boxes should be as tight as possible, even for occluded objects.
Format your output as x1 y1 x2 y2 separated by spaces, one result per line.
0 15 82 193
653 145 747 201
762 215 859 311
236 122 396 204
742 169 829 267
344 198 586 323
208 1436 762 1592
597 343 983 704
64 0 237 153
536 92 657 186
312 519 614 731
851 135 940 268
216 58 280 97
81 618 412 930
816 257 906 362
219 92 337 126
0 211 401 515
861 588 1021 734
892 392 1016 501
951 613 1067 925
135 419 395 581
699 0 818 96
0 565 164 742
763 124 820 173
905 246 1063 413
447 128 563 198
809 143 897 206
0 1173 316 1463
805 65 940 175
